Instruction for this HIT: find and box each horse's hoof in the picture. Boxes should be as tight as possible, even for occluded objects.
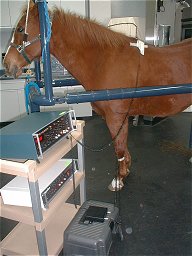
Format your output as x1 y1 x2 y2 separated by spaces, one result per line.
108 177 124 191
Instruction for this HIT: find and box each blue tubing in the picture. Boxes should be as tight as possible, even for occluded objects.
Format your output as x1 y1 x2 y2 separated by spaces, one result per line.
37 0 54 104
38 78 80 88
25 81 41 113
31 83 192 106
65 83 192 104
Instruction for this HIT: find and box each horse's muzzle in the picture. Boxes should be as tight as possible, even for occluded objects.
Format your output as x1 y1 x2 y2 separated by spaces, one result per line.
3 62 9 74
3 60 21 79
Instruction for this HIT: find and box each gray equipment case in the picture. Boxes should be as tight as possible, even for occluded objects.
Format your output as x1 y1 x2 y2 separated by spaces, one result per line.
63 200 120 256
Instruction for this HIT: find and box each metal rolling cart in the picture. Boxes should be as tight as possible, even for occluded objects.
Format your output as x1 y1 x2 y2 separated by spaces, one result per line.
0 120 86 255
0 2 86 254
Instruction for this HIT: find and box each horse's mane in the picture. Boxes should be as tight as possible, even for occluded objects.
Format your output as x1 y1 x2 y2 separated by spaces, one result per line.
21 5 192 50
52 7 133 49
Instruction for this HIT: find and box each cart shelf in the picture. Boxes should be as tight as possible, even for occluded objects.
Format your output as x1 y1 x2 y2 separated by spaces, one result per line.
0 203 79 256
0 172 84 229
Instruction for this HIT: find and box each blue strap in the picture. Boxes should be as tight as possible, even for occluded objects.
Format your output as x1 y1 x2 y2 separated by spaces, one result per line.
25 81 41 114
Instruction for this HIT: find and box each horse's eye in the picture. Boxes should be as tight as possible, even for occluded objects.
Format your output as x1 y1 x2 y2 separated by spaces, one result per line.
17 26 24 33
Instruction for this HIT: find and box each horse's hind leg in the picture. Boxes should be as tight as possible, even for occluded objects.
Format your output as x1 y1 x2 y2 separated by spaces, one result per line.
105 113 131 191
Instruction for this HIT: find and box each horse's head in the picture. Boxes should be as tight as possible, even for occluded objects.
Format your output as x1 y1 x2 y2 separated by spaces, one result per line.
3 1 41 78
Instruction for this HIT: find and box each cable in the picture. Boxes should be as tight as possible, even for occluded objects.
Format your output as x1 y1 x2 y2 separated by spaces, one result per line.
70 52 141 236
70 98 132 153
70 52 141 153
108 22 138 39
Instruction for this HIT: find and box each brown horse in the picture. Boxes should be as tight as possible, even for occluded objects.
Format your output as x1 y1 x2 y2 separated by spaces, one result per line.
4 1 192 190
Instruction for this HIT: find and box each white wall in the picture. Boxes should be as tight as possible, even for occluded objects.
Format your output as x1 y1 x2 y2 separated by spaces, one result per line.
0 0 27 70
60 0 86 16
0 29 13 69
110 0 146 41
50 0 112 24
90 0 111 25
111 0 146 18
48 0 86 16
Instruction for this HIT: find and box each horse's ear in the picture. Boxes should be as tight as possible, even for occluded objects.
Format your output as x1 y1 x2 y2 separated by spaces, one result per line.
29 0 35 8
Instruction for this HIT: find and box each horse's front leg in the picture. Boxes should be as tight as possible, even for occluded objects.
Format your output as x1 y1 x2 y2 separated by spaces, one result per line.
105 113 131 191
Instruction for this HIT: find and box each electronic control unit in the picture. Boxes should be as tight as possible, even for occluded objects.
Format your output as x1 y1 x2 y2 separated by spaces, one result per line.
0 110 76 160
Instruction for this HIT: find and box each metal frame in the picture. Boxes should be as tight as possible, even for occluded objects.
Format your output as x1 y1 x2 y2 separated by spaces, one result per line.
36 0 54 105
28 180 48 255
78 139 86 205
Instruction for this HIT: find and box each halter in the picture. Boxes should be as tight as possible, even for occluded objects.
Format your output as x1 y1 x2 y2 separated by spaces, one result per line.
9 0 40 64
10 35 40 64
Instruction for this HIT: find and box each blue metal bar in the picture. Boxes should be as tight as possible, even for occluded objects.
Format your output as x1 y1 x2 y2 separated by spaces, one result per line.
52 78 79 87
65 83 192 104
31 83 192 105
34 60 41 82
38 78 80 88
31 95 56 106
29 100 41 112
37 0 54 105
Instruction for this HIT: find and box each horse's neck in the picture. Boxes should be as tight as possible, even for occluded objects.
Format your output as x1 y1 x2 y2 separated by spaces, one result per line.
50 22 97 89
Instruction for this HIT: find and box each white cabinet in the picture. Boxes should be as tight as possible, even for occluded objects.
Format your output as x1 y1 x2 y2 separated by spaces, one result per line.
0 1 11 27
47 0 61 9
60 0 86 16
0 89 21 122
47 0 86 16
0 79 26 122
1 0 111 28
9 0 27 28
60 0 111 24
0 0 27 28
90 0 111 25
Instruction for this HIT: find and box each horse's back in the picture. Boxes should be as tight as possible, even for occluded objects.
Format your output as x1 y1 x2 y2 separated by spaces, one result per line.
140 38 191 86
129 39 192 116
95 39 192 118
